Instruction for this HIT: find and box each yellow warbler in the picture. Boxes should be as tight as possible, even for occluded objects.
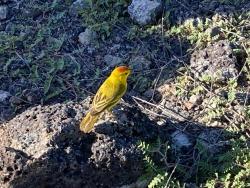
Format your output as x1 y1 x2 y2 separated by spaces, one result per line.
80 66 131 133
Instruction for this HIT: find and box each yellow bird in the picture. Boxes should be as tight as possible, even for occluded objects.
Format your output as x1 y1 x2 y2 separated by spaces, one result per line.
80 66 131 133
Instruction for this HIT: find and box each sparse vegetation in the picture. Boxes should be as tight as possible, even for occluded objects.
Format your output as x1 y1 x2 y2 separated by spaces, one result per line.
79 0 130 39
135 1 250 187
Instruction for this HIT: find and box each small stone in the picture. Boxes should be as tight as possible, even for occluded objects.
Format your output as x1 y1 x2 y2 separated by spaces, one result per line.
210 26 222 38
210 121 220 127
0 90 11 102
190 40 238 84
143 89 154 99
183 101 194 110
78 28 97 45
104 55 123 67
157 120 165 126
128 0 163 26
0 6 8 20
171 130 192 150
187 95 202 109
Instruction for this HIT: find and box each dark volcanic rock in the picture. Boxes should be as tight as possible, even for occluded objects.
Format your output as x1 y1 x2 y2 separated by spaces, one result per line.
0 98 159 188
190 40 238 84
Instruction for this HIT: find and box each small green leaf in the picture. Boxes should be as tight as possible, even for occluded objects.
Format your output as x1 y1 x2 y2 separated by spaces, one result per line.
56 58 65 71
31 65 39 79
44 75 53 94
44 87 63 101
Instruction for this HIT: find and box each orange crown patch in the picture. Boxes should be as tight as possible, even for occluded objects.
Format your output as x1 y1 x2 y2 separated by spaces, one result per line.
116 66 130 73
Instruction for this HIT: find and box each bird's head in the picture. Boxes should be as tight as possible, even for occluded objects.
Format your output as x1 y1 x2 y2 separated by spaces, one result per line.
111 66 131 81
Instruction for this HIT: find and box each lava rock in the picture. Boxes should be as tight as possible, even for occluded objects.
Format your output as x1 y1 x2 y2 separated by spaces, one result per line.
171 130 192 150
0 147 30 187
0 98 159 187
190 40 238 84
188 94 202 109
128 0 163 26
78 28 97 46
209 26 223 38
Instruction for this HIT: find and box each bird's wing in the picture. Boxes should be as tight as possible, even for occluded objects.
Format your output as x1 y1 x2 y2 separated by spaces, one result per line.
90 79 124 115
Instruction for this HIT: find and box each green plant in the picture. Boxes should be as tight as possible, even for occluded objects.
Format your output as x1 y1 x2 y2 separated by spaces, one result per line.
79 0 129 39
227 79 237 103
0 0 82 102
138 139 181 188
204 137 250 188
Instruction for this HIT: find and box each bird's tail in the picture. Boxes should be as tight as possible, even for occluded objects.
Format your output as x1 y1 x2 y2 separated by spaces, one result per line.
80 112 99 133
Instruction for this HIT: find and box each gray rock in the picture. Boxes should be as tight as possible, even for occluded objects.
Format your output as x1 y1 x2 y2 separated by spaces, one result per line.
190 40 238 84
104 55 123 66
0 90 11 102
128 0 163 26
189 95 202 106
171 130 192 150
0 147 30 188
0 98 159 187
78 28 97 45
0 6 8 20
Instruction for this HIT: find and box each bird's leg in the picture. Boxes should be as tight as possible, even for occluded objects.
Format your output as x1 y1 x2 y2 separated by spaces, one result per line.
105 108 115 119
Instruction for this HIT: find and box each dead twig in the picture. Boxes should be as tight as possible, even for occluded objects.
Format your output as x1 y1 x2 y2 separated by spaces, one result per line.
131 95 188 122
